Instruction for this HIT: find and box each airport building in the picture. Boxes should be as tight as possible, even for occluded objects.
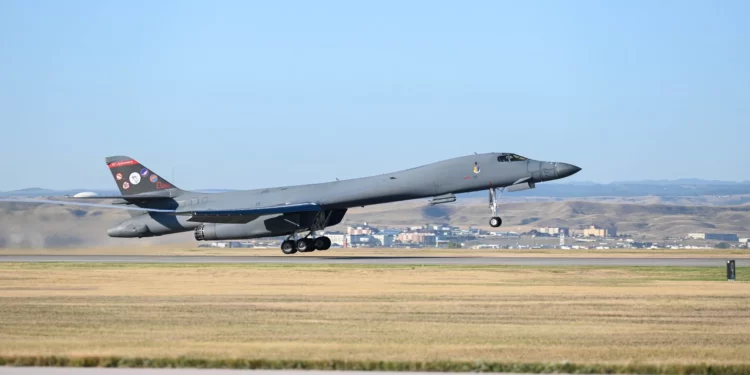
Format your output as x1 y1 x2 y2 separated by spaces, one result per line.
572 225 616 238
347 224 376 235
372 233 394 247
427 223 460 234
348 234 373 247
688 233 739 242
488 231 520 237
326 233 347 247
324 234 374 248
324 227 433 248
706 233 739 241
396 232 437 246
537 227 569 236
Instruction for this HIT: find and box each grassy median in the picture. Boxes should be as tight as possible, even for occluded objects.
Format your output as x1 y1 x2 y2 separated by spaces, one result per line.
0 263 748 373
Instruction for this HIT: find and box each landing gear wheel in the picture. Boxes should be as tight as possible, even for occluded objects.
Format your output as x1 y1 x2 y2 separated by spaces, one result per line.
281 240 297 254
314 236 331 251
488 188 504 229
489 217 502 228
296 238 315 252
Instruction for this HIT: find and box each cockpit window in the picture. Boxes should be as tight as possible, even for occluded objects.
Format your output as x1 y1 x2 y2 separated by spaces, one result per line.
497 153 528 162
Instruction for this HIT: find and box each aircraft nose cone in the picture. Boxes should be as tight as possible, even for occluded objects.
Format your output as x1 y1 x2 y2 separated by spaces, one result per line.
556 163 582 178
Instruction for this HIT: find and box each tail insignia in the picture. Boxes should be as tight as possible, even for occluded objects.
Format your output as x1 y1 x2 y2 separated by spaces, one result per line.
105 156 178 196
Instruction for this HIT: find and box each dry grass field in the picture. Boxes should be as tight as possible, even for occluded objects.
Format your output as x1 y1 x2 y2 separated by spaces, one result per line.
1 263 749 370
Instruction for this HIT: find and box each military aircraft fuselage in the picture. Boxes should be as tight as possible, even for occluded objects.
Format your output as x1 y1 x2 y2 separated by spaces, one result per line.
106 153 580 241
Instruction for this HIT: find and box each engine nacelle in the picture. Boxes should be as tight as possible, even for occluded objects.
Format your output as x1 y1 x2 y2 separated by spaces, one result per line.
194 209 348 241
108 223 151 238
194 224 212 241
194 223 256 241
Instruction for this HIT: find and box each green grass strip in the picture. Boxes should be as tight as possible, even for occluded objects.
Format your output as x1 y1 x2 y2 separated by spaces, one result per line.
1 356 749 374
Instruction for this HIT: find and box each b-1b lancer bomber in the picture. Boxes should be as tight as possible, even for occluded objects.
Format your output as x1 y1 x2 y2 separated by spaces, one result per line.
2 153 580 254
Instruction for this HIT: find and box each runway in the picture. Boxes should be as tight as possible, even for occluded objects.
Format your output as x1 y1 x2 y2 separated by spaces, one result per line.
0 370 557 375
0 255 741 267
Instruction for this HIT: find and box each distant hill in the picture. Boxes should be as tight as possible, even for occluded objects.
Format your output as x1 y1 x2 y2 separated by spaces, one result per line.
2 198 749 248
0 200 192 248
0 188 234 197
341 199 750 240
462 179 750 198
0 188 119 197
613 179 750 186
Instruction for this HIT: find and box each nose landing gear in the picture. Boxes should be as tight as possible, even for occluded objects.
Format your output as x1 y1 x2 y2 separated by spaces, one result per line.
490 216 502 228
489 187 504 228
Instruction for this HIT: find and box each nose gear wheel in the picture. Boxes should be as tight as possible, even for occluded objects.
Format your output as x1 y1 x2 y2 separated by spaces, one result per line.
489 187 504 228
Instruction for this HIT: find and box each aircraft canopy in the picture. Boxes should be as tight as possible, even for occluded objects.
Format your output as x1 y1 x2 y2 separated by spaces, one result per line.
497 153 528 162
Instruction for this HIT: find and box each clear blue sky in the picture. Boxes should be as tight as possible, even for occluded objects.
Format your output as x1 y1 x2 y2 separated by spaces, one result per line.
1 0 748 191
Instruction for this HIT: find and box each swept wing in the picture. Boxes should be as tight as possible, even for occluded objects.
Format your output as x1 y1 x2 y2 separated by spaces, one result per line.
0 198 321 223
177 203 322 224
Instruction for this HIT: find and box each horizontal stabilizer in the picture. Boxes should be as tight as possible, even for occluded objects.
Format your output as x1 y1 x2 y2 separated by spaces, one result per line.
65 194 175 201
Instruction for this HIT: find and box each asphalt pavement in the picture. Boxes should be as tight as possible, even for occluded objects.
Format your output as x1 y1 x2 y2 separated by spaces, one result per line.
0 369 569 375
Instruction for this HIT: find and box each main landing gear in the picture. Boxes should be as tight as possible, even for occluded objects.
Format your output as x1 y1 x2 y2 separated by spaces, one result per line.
280 236 332 254
489 187 504 228
280 210 333 254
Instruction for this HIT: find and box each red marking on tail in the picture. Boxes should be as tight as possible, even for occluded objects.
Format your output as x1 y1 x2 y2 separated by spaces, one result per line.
108 160 138 168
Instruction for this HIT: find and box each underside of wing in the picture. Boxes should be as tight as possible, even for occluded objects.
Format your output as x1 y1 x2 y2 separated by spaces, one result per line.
177 202 322 224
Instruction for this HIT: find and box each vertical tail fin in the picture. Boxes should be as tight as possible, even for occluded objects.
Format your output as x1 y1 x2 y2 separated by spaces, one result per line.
105 156 180 196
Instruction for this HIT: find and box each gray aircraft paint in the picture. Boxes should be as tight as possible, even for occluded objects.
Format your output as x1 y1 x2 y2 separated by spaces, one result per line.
103 153 579 240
